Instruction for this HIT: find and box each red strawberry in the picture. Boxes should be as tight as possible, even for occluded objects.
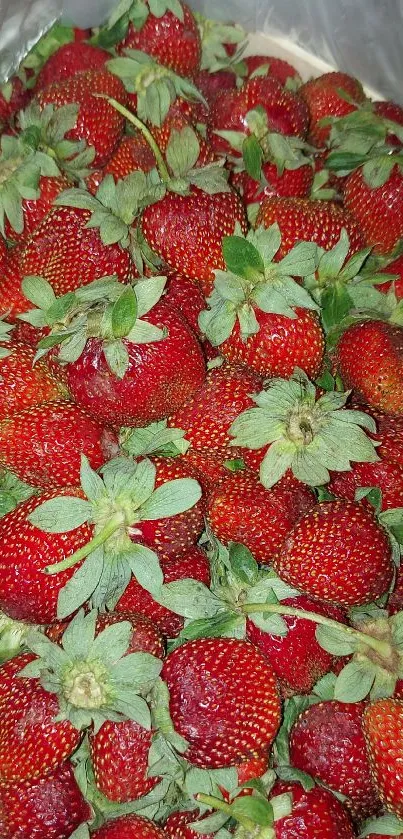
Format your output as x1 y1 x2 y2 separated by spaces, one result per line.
0 401 118 489
47 610 165 659
168 363 263 450
183 445 247 494
0 488 92 624
0 762 91 839
195 68 236 107
65 302 206 427
368 409 403 467
343 163 403 254
0 341 65 421
256 196 365 258
92 814 167 838
208 75 309 157
273 500 394 607
272 780 355 838
141 186 248 297
116 2 201 78
0 76 30 128
86 132 156 193
243 55 301 86
116 545 211 637
0 653 81 783
377 253 403 297
374 99 403 146
300 71 366 146
207 470 315 565
162 637 281 768
163 272 208 338
329 459 403 510
246 595 347 694
336 320 403 415
36 69 127 167
0 208 134 323
363 698 403 818
231 160 314 205
89 718 158 803
290 700 381 821
164 811 215 839
34 42 110 91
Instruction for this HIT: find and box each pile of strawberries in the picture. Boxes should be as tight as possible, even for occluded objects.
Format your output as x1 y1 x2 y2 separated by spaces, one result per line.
0 1 403 837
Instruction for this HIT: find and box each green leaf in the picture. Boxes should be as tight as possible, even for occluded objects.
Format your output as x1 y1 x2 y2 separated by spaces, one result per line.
126 319 165 344
111 286 138 338
315 624 359 656
138 478 201 520
21 275 56 309
232 796 273 827
127 543 164 594
321 284 354 332
135 276 167 317
228 542 259 585
57 549 104 620
80 456 106 504
166 127 200 178
277 241 318 277
334 659 376 702
28 496 92 533
359 814 403 837
275 765 315 792
103 340 130 379
260 442 294 489
243 134 263 181
110 650 163 691
155 581 222 619
223 235 264 279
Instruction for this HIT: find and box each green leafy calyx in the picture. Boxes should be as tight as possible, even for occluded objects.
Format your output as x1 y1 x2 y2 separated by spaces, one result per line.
230 369 379 488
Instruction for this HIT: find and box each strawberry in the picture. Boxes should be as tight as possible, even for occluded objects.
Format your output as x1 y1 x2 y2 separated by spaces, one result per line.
141 186 247 297
198 225 325 379
86 132 156 193
255 196 365 258
377 254 403 297
0 76 30 128
164 811 216 838
272 780 356 838
0 762 91 839
0 340 65 421
289 700 381 821
273 499 394 607
34 41 110 91
89 718 159 802
329 459 403 510
162 637 281 767
243 55 301 86
3 174 70 246
114 2 201 78
92 814 167 838
168 363 263 450
0 488 92 624
36 69 128 167
246 595 347 694
374 99 403 146
195 68 236 107
0 401 119 489
46 609 165 659
183 445 248 493
231 159 314 207
116 545 211 637
207 76 309 158
336 320 403 415
300 71 366 146
64 300 206 427
163 272 208 338
207 470 315 565
363 698 403 818
0 653 81 783
343 161 403 254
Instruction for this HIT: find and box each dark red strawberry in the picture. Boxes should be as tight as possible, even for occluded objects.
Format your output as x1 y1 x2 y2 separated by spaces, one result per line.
162 637 281 767
343 163 403 254
164 810 215 839
246 595 347 694
0 341 65 421
0 401 118 489
36 69 127 166
0 762 91 839
207 470 315 565
0 653 81 783
231 160 314 205
183 445 247 494
0 76 30 128
34 42 110 91
300 71 366 146
116 545 210 637
377 253 403 297
86 132 156 193
0 489 92 624
89 718 158 803
92 814 167 838
3 174 70 246
336 320 403 415
272 780 356 838
116 2 201 78
163 272 208 338
329 459 403 510
290 700 382 821
273 499 394 607
243 55 301 86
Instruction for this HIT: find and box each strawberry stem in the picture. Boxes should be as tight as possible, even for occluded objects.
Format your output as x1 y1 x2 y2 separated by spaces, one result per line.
195 794 254 830
44 512 125 575
242 603 393 658
99 95 171 184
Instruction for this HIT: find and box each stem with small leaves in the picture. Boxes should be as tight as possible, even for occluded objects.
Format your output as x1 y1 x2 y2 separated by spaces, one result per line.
242 603 393 658
44 512 125 575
